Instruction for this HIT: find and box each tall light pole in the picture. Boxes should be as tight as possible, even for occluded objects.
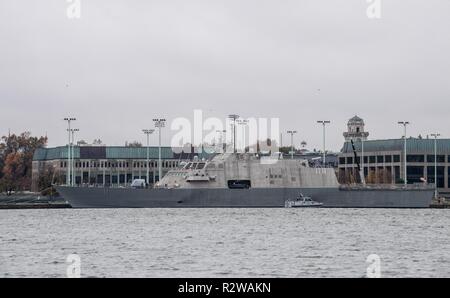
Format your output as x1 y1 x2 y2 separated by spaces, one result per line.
64 117 76 186
237 119 249 152
142 129 155 185
317 121 330 166
153 119 166 182
228 114 239 153
70 128 79 186
361 137 366 185
398 121 410 186
287 130 297 159
216 129 226 152
431 133 440 199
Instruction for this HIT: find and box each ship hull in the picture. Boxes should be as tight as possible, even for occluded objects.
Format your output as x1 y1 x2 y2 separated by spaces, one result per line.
56 186 434 208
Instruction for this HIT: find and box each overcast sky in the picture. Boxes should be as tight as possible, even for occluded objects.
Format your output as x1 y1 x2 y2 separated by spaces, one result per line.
1 0 450 151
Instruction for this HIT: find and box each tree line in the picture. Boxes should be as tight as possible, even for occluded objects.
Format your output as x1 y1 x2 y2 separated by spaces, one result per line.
0 132 47 194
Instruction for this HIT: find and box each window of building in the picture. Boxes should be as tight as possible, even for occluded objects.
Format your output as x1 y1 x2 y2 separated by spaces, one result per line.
369 156 376 164
346 157 353 164
339 157 345 165
407 155 424 163
407 166 424 184
377 156 384 163
394 166 401 183
427 155 446 163
448 167 450 190
427 166 445 188
393 155 400 163
385 155 392 163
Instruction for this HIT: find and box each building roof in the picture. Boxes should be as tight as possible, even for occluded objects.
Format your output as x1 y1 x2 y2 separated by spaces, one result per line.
348 115 364 124
341 138 450 154
33 146 213 161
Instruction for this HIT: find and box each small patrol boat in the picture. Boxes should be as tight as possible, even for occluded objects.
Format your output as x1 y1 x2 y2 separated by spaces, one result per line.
285 194 323 208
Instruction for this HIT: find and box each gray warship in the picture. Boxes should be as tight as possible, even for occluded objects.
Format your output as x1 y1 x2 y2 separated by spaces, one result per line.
56 152 434 208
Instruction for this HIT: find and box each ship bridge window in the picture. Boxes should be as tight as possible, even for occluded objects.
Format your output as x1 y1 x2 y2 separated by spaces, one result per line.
196 163 206 169
227 180 251 189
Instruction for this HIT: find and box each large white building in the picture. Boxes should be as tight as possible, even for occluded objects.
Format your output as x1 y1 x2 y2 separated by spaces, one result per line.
31 145 211 191
338 116 450 198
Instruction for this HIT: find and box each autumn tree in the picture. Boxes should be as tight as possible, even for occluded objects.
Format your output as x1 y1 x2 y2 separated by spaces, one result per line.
0 132 47 193
37 164 62 196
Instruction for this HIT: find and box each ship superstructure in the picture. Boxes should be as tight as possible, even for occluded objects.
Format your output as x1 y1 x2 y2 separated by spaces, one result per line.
156 153 339 189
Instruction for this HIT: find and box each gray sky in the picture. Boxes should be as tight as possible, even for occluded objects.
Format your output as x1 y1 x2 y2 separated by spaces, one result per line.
1 0 449 151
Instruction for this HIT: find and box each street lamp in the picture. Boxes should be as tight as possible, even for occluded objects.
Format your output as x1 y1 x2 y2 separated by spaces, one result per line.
216 129 226 152
431 133 440 200
143 129 155 185
286 130 297 159
398 121 410 186
64 117 76 186
361 137 366 185
228 114 239 153
70 128 79 186
237 119 249 152
317 121 331 166
153 119 166 182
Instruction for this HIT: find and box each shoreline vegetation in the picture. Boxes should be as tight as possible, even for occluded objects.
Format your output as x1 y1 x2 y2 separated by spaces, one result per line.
0 132 49 195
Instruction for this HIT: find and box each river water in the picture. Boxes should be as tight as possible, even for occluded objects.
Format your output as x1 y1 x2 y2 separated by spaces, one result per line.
0 208 449 277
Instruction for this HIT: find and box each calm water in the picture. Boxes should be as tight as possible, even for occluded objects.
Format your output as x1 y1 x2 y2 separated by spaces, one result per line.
0 208 449 278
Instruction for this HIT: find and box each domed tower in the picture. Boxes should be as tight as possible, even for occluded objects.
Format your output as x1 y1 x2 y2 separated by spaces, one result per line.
343 115 369 142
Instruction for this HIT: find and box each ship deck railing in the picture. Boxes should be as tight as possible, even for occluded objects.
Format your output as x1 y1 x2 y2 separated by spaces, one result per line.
339 183 435 191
